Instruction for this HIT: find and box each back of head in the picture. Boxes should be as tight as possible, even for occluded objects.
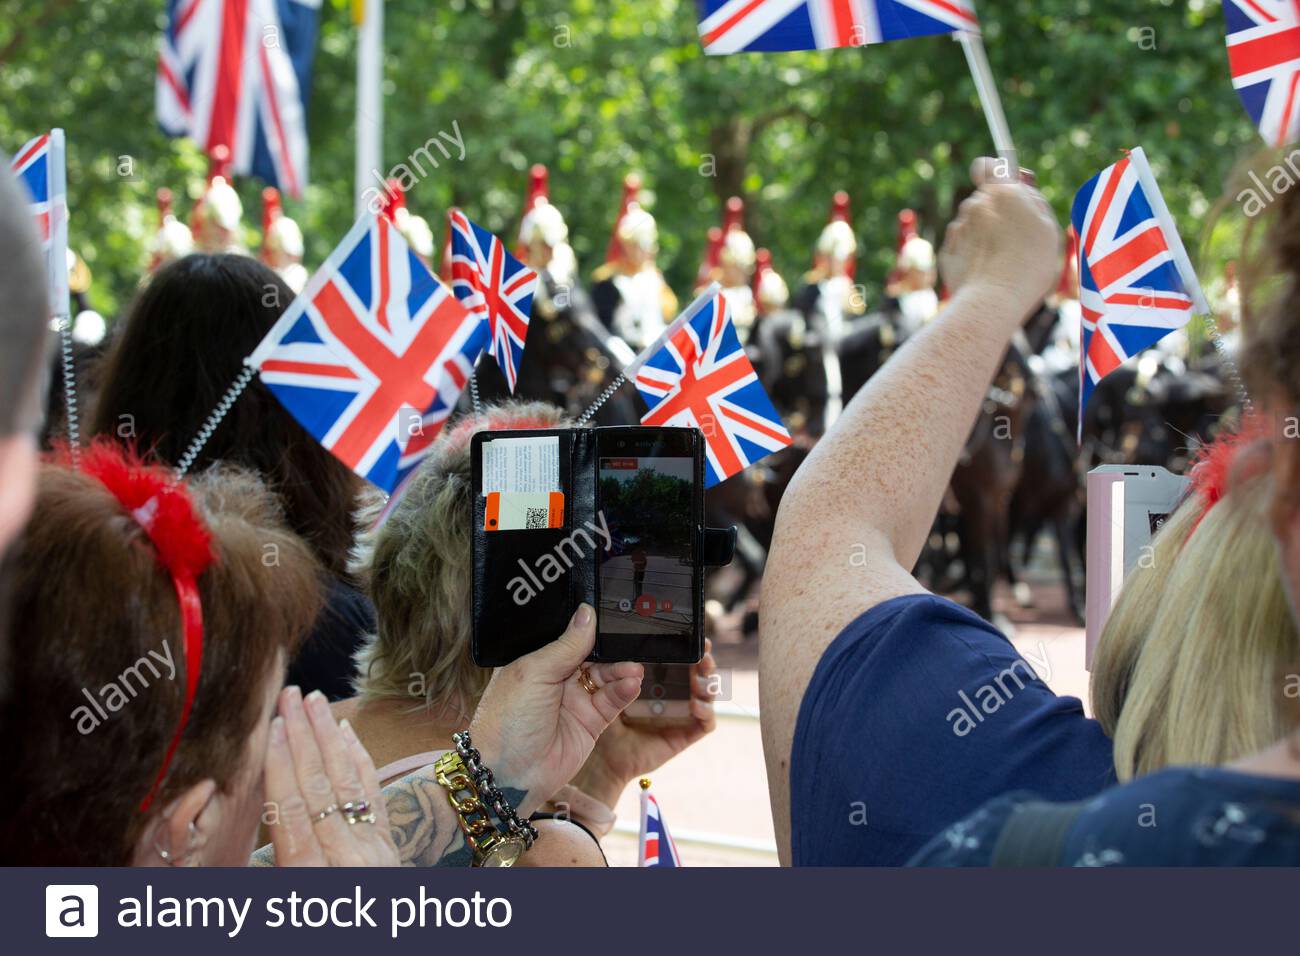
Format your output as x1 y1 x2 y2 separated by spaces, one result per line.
0 444 322 864
90 253 362 577
356 401 570 713
0 160 55 712
1108 474 1297 779
0 162 51 438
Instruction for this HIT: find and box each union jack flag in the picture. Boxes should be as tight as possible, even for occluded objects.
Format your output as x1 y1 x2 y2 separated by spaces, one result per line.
1225 0 1300 147
157 0 320 197
697 0 978 54
248 215 488 493
634 291 792 487
449 209 538 393
1072 148 1208 443
10 129 69 318
638 785 681 867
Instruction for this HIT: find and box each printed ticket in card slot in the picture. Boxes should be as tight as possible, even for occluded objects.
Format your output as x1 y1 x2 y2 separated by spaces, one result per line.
481 435 561 495
485 491 565 531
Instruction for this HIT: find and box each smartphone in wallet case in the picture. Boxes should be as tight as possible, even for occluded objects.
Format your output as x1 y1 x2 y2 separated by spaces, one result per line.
471 426 731 667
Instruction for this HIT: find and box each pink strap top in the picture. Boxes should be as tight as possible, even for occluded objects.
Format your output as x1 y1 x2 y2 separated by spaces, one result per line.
375 750 443 784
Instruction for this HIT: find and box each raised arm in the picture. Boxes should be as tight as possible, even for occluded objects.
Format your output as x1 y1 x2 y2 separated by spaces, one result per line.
759 160 1062 862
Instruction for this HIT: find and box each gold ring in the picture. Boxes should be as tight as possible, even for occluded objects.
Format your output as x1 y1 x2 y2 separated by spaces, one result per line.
312 803 339 824
577 668 599 695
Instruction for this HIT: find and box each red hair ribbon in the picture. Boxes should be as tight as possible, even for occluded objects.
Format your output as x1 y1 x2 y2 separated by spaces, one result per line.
67 442 215 813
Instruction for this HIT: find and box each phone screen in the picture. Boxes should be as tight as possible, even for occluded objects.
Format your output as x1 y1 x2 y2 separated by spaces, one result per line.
596 440 696 649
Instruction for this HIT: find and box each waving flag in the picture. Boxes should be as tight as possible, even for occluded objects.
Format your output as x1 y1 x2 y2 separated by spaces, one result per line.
10 129 69 319
248 215 488 493
634 291 792 487
1072 148 1208 442
157 0 320 197
697 0 978 54
1225 0 1300 147
449 209 538 393
638 781 681 867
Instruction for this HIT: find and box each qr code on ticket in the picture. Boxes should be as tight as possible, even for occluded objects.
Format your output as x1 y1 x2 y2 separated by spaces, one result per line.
525 508 550 530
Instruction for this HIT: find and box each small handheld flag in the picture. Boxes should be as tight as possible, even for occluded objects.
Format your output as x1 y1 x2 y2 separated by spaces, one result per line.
10 129 70 320
697 0 978 54
634 289 792 487
1224 0 1300 147
158 0 320 197
449 209 539 393
248 214 488 493
696 2 1015 169
638 778 681 867
1072 147 1209 443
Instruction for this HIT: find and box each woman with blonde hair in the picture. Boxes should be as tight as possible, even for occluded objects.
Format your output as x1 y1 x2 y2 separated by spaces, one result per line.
1086 422 1299 780
334 400 717 864
1100 470 1298 780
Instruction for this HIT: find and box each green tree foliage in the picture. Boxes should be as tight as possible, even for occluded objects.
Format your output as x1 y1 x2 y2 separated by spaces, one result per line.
0 0 1259 318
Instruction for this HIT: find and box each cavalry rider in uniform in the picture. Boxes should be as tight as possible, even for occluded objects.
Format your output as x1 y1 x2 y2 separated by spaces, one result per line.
260 187 308 294
717 198 759 345
591 174 678 353
516 163 611 356
376 178 436 272
189 149 246 256
887 209 941 339
148 188 194 274
793 192 863 429
695 196 759 342
517 164 579 290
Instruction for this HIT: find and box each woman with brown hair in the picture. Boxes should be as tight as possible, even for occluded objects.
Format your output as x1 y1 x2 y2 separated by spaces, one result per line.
0 442 651 867
91 253 372 700
0 442 400 865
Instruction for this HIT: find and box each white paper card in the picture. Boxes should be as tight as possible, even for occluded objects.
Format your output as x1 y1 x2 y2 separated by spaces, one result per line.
482 436 560 495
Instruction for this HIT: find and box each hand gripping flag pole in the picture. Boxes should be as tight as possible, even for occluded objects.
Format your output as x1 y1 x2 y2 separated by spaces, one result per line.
575 282 721 426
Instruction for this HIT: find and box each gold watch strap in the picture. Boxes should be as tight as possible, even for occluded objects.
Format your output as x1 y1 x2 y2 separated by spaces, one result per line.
432 750 509 864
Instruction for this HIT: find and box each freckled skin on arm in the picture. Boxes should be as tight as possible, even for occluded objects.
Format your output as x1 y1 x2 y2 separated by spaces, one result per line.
758 176 1061 864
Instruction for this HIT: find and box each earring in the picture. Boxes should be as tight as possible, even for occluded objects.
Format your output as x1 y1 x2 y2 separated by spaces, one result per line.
154 821 200 866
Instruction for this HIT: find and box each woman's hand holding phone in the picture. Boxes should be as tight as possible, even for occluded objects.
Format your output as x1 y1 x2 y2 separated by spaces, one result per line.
466 603 646 818
566 640 718 812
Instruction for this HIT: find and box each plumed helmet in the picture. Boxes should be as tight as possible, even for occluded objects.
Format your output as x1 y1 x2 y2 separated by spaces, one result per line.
754 248 789 312
816 219 857 264
149 188 194 271
520 201 569 249
399 212 435 261
261 187 304 261
606 173 643 264
201 176 243 234
721 227 757 271
616 202 658 253
897 235 936 274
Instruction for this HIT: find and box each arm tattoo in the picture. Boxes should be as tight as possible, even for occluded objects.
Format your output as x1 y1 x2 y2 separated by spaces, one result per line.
384 767 471 868
382 771 533 867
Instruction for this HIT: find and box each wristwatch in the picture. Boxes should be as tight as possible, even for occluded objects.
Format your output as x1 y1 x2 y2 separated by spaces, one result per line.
433 750 527 867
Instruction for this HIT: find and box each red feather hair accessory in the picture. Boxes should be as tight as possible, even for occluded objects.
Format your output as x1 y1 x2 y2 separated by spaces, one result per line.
54 441 215 812
1186 414 1268 533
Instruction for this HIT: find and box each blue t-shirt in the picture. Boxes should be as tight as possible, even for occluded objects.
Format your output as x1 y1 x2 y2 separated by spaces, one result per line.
909 767 1300 866
790 594 1115 865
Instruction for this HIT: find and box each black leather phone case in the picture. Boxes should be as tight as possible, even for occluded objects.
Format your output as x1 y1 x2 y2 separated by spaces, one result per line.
470 427 734 667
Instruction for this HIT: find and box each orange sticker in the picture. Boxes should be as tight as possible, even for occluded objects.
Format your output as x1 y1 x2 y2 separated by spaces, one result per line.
485 491 565 530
